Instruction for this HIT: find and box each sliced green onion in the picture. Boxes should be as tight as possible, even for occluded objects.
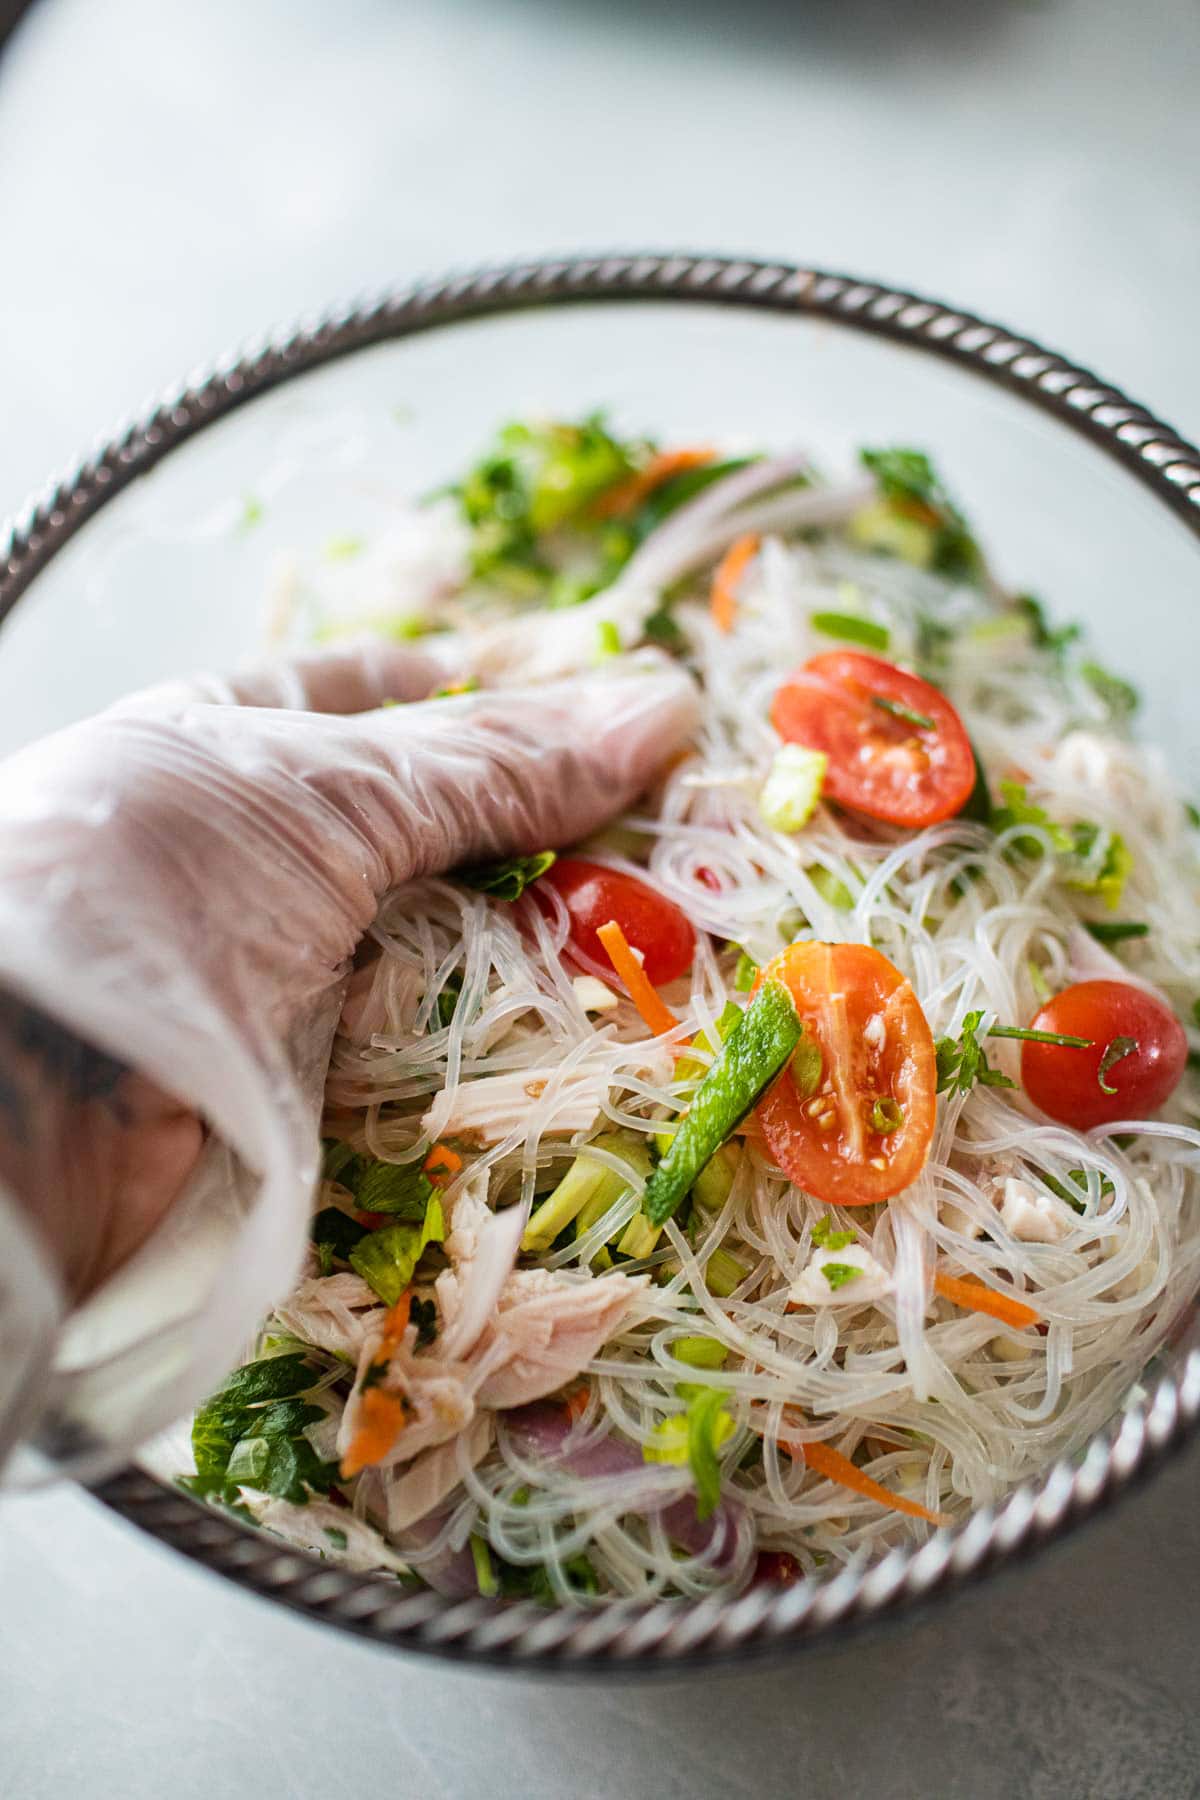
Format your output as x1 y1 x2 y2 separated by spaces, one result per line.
872 695 935 731
870 1096 904 1133
809 610 890 652
807 866 855 911
988 1026 1094 1048
759 745 827 833
470 1534 499 1598
348 1200 445 1305
1085 920 1149 944
642 981 803 1227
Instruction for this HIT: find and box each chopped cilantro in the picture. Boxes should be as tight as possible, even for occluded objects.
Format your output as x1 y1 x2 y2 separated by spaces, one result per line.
822 1261 863 1291
1014 593 1081 658
324 1527 348 1551
935 1012 1016 1096
1042 1168 1115 1214
436 970 464 1028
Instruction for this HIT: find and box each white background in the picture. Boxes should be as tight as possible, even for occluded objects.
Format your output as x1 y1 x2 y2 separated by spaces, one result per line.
2 1 1199 1794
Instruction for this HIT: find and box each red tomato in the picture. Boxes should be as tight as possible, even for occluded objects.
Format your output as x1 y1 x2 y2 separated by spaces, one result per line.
753 941 937 1207
538 858 695 985
770 651 976 827
1021 980 1187 1130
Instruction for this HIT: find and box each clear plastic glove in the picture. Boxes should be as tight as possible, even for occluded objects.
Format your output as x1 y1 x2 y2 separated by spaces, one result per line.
0 640 697 1476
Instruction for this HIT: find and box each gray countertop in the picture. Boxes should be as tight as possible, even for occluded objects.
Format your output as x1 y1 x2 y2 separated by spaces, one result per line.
2 0 1200 1793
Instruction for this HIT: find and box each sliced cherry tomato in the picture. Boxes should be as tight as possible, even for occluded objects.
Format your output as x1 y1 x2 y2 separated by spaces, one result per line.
752 942 936 1206
1021 980 1187 1130
770 651 976 827
537 857 695 985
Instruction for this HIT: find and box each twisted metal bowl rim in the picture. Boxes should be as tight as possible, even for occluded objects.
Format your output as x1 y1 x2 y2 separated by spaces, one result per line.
5 251 1200 1674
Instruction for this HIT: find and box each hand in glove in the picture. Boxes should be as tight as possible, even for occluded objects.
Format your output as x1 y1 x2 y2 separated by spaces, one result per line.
0 639 697 1470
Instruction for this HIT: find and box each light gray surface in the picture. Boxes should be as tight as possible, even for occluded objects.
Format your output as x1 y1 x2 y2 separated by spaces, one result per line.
2 0 1200 1795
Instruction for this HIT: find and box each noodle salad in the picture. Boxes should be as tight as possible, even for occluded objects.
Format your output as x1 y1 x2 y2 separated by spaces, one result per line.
183 419 1200 1605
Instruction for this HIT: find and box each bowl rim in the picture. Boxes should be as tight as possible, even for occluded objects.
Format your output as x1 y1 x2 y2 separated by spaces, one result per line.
6 249 1200 1675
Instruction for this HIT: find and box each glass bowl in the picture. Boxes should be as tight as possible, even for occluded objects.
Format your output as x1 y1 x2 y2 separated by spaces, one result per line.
4 253 1199 1673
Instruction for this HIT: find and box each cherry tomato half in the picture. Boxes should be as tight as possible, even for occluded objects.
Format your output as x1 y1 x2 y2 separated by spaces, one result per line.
1021 980 1187 1130
770 651 976 827
753 941 937 1206
537 858 695 986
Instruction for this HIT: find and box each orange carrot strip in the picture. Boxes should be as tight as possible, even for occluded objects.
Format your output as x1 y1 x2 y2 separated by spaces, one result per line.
934 1270 1040 1330
562 1384 591 1425
380 1291 413 1355
340 1389 408 1478
424 1143 463 1184
591 447 715 520
799 1438 951 1527
596 919 680 1036
710 532 759 634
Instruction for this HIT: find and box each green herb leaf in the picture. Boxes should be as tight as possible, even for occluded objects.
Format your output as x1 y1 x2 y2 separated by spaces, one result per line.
809 611 890 652
859 447 982 582
309 1206 368 1265
1042 1168 1115 1214
189 1353 335 1507
353 1161 436 1219
871 695 935 731
1097 1035 1138 1095
321 1138 369 1191
459 850 557 901
1079 660 1139 720
1014 593 1081 657
349 1199 446 1305
822 1261 863 1291
811 1215 855 1251
934 1011 1017 1097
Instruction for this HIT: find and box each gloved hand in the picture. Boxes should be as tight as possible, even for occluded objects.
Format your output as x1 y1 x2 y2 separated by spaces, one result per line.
0 639 697 1473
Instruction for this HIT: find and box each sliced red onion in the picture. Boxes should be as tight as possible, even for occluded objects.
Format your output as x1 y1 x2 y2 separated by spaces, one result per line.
504 1402 744 1566
394 1507 479 1599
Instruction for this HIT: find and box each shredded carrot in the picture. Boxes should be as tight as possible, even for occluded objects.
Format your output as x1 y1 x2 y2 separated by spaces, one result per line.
379 1291 413 1354
709 532 759 634
596 919 680 1036
799 1438 951 1527
340 1390 408 1478
424 1143 463 1184
562 1384 591 1425
934 1270 1040 1330
591 447 715 519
